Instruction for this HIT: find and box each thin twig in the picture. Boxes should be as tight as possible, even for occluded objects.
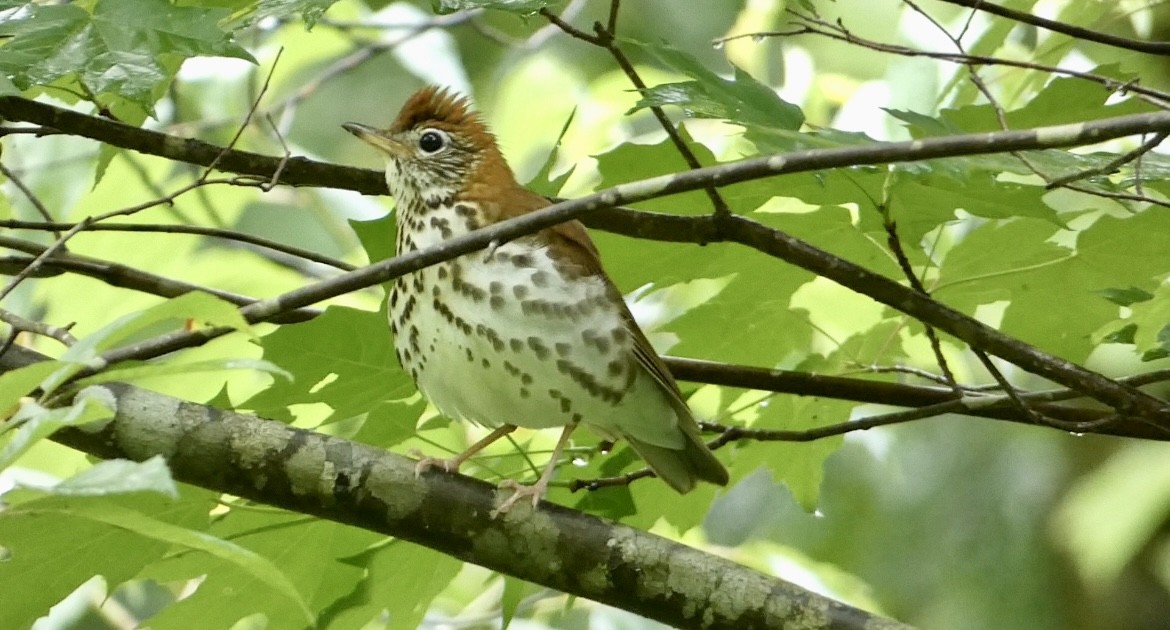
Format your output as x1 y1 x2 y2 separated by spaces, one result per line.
0 161 61 239
933 0 1170 56
0 219 356 271
1047 131 1170 189
0 308 75 346
717 14 1170 106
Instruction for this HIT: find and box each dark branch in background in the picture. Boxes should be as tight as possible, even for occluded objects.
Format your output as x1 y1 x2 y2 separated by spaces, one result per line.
34 106 1170 427
934 0 1170 56
6 97 1170 426
9 213 1156 440
0 346 906 630
0 308 75 346
0 235 322 325
0 220 356 271
715 14 1170 107
0 97 385 194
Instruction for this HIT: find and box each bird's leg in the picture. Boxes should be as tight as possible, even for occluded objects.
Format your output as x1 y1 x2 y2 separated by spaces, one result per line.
491 423 577 518
411 424 517 476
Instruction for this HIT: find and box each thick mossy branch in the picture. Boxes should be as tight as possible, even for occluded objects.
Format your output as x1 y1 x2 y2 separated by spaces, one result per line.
0 346 909 630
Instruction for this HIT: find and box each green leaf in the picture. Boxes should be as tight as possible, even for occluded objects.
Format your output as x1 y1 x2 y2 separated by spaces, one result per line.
350 213 398 264
235 0 342 29
1054 443 1170 589
324 538 463 629
0 0 253 112
70 358 291 389
61 291 253 366
48 456 178 498
34 498 314 623
525 108 577 198
625 39 804 132
143 509 387 629
243 306 419 437
1098 287 1155 307
0 361 65 413
0 386 114 471
0 490 215 630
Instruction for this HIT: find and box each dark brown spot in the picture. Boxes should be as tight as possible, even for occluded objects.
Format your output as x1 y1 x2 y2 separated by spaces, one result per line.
559 398 571 413
437 266 449 280
482 358 490 368
503 361 521 376
512 253 534 268
555 342 571 357
432 285 441 298
571 413 582 423
510 338 524 352
411 275 424 292
528 337 549 359
454 204 475 217
520 388 530 398
489 281 503 294
490 296 505 311
521 373 533 385
607 359 624 376
513 284 529 299
400 295 417 322
531 270 550 287
466 348 474 362
429 216 452 238
611 328 629 344
549 389 562 399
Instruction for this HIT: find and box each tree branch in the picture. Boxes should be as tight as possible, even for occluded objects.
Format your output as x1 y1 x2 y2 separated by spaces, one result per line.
62 109 1170 423
932 0 1170 56
0 344 908 630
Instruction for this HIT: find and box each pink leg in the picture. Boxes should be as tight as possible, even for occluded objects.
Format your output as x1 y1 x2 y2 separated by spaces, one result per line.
411 424 517 476
491 423 577 518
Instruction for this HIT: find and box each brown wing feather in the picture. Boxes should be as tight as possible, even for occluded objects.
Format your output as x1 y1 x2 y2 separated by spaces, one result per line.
494 190 727 488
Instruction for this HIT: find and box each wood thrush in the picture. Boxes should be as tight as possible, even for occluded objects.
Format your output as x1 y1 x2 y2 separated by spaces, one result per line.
344 86 728 514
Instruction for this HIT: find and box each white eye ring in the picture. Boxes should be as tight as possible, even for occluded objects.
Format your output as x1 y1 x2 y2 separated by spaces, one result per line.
417 128 449 155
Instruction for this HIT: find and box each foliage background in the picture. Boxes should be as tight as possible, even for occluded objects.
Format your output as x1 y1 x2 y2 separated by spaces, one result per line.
2 0 1170 628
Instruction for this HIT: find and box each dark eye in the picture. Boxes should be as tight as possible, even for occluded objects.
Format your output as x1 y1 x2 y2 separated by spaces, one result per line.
418 130 445 154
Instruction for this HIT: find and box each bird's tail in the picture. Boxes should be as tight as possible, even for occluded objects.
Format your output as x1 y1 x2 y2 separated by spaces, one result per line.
622 428 729 494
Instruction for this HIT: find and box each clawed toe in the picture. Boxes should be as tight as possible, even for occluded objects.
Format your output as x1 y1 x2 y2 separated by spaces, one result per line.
409 449 460 477
490 480 548 518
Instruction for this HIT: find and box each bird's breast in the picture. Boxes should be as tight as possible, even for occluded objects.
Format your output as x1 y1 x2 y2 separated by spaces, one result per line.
387 215 649 431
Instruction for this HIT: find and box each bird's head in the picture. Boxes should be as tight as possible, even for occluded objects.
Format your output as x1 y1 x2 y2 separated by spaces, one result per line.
344 86 516 210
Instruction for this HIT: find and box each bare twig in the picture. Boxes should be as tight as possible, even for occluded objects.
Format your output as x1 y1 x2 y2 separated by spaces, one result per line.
0 308 75 346
0 219 356 271
1047 131 1170 189
932 0 1170 56
0 219 90 303
60 110 1170 425
717 15 1170 106
0 161 62 239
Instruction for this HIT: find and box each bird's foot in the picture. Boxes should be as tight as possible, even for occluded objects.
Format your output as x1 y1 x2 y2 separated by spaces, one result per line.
409 448 461 477
490 478 549 518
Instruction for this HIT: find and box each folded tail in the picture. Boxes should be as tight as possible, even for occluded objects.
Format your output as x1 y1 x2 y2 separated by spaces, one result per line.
623 428 728 494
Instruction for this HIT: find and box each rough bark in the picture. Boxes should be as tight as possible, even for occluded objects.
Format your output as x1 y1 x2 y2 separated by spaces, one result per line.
2 344 908 630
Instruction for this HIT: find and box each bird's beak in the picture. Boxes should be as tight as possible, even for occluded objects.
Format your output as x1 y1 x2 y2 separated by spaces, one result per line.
343 122 407 156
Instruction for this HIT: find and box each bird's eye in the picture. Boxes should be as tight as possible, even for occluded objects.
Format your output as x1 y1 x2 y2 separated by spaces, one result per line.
418 129 446 154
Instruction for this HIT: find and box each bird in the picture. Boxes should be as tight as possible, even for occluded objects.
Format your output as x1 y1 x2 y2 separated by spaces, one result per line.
343 86 728 515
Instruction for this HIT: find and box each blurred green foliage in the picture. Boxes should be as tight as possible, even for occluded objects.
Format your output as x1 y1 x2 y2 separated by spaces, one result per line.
2 0 1170 628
